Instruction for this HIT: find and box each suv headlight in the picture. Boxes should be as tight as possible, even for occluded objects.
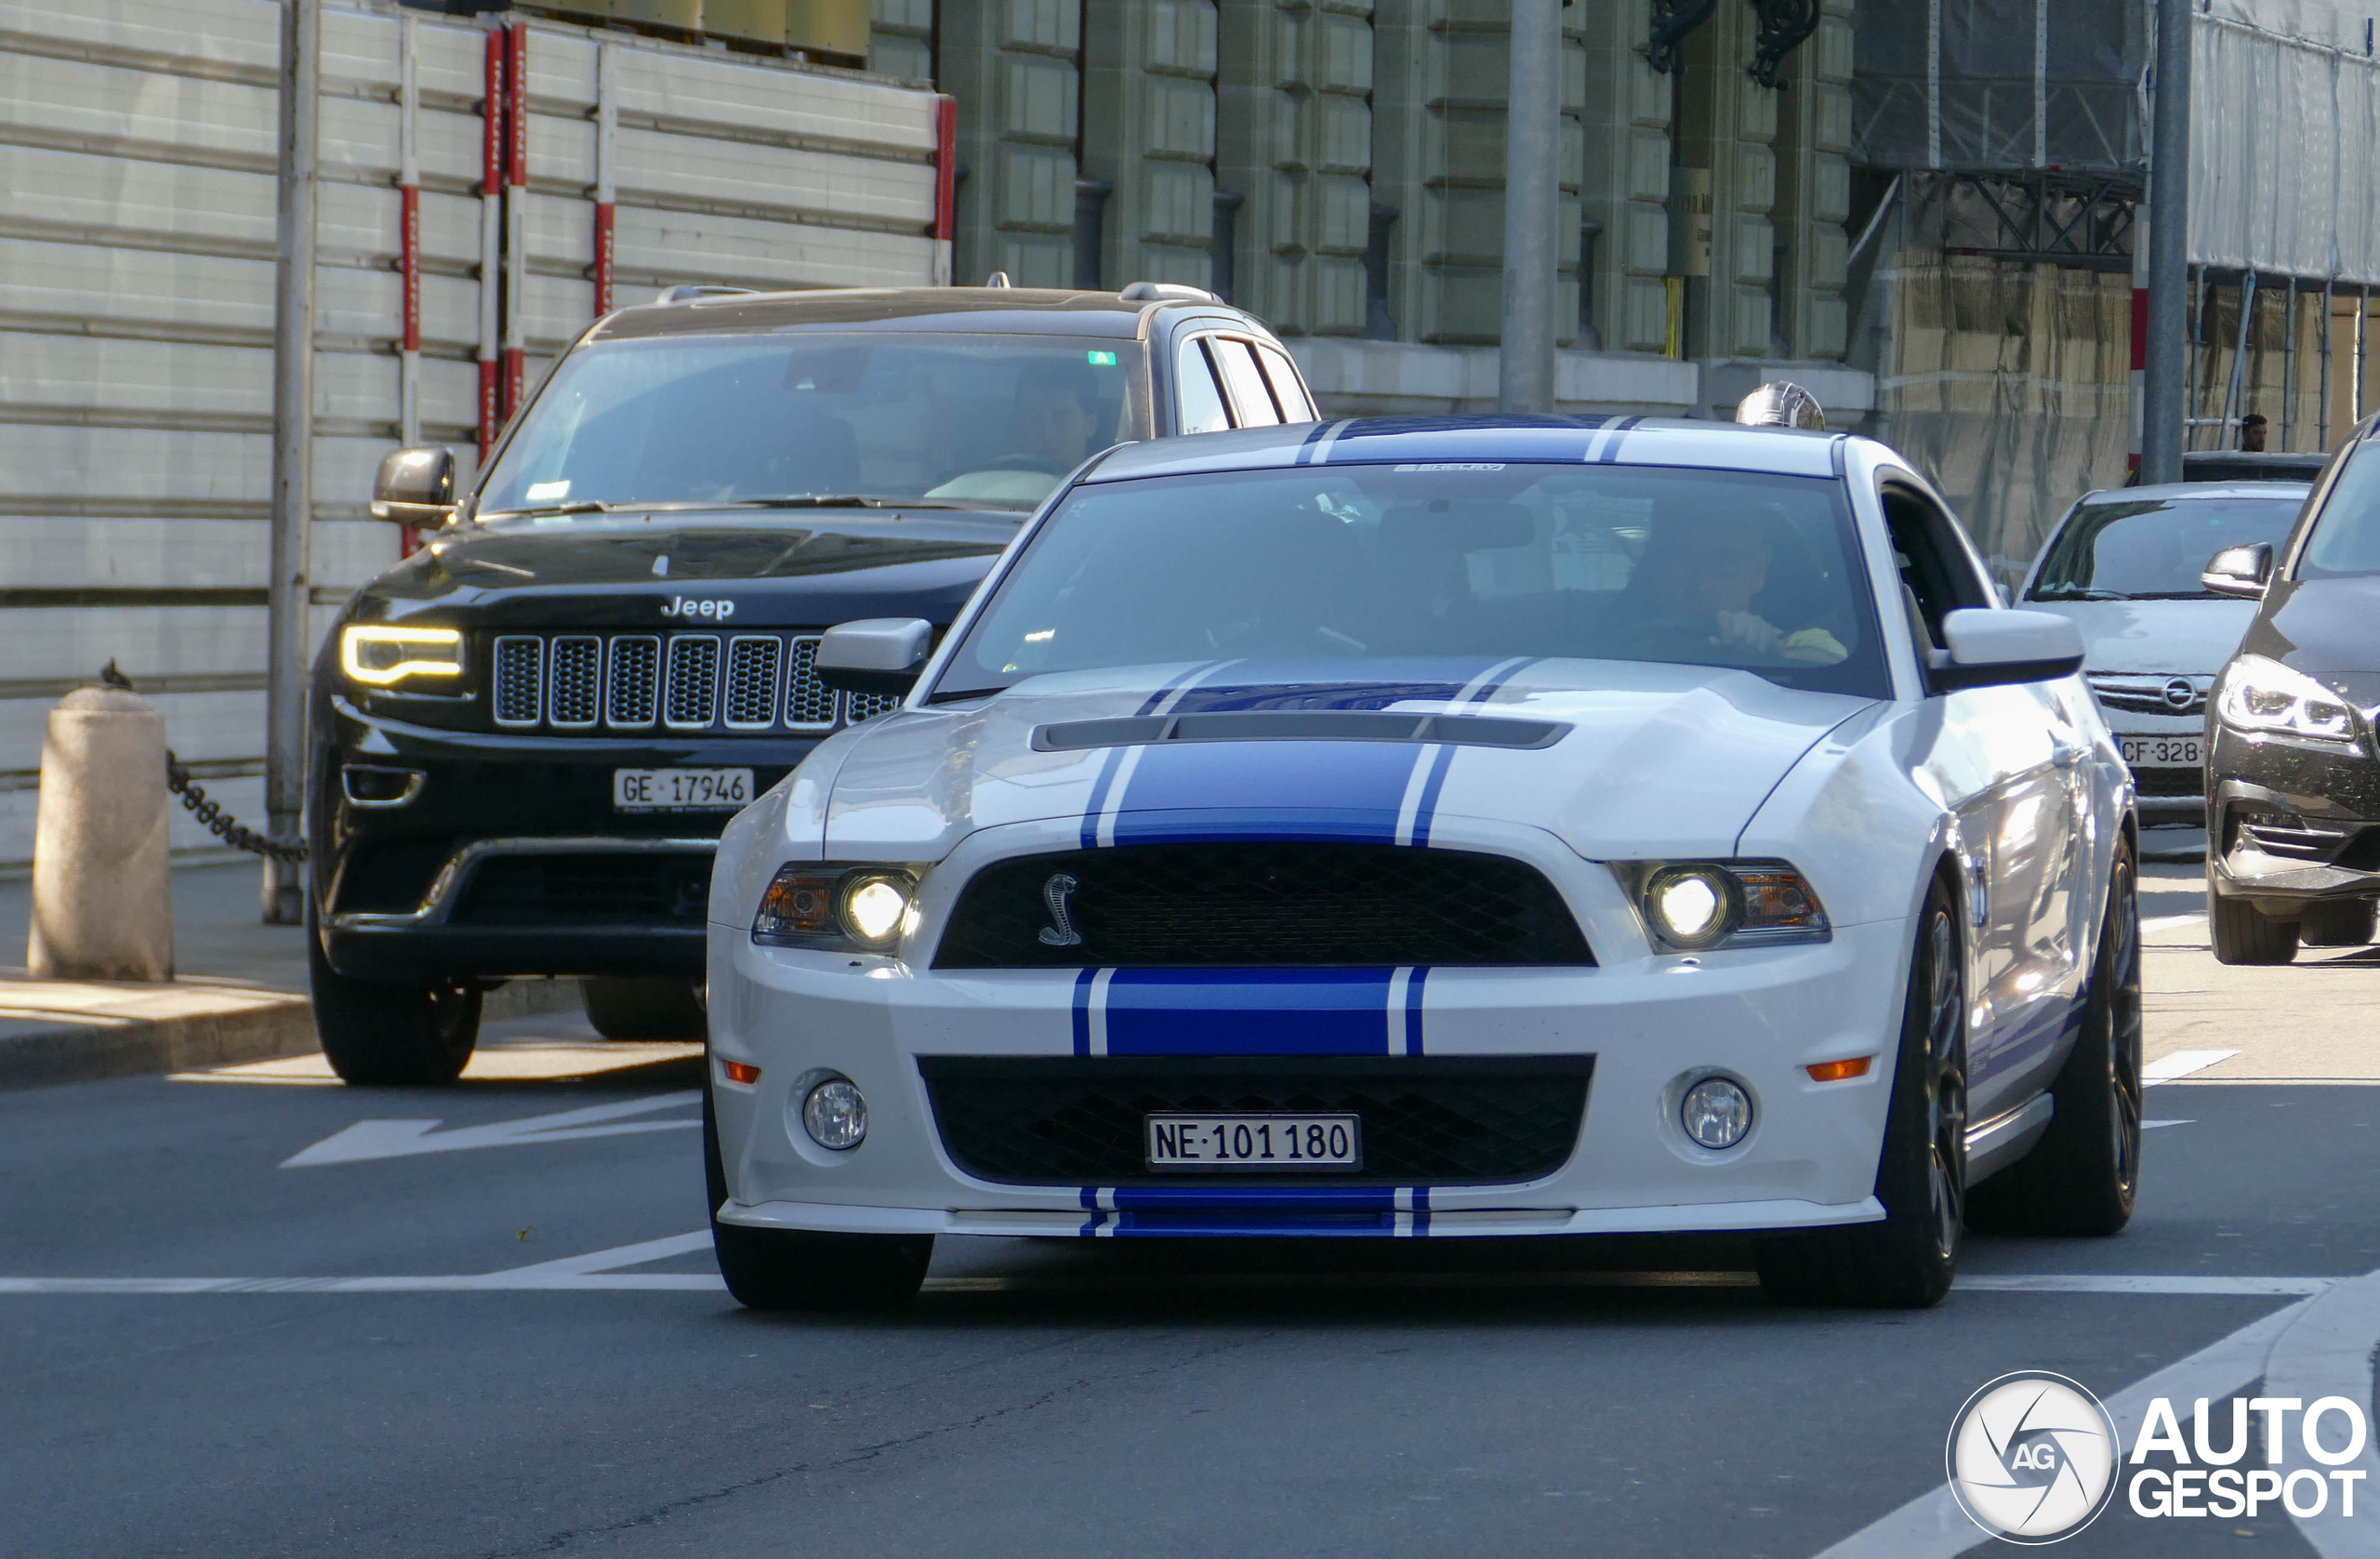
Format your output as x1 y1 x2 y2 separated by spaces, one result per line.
2215 654 2359 744
752 865 919 953
340 624 464 687
1618 860 1831 952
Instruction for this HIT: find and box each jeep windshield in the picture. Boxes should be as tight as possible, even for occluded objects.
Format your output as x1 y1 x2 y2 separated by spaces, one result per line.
474 332 1151 519
938 462 1890 701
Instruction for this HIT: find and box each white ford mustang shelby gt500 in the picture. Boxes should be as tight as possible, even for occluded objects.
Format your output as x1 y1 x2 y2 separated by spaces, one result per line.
703 416 2140 1311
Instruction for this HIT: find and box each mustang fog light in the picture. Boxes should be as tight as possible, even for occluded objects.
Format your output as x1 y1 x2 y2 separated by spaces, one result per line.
1646 865 1737 949
1681 1077 1752 1150
802 1078 867 1150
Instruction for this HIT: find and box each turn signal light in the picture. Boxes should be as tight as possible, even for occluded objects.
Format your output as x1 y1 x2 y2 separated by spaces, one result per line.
721 1060 760 1085
1805 1056 1872 1082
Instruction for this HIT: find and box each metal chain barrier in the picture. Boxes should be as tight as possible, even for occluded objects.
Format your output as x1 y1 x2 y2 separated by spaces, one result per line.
98 662 309 863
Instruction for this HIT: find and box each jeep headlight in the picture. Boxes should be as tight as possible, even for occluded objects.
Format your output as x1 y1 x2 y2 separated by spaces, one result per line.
340 624 465 687
2215 654 2359 745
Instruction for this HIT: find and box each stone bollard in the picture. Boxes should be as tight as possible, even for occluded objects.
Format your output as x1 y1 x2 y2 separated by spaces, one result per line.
28 685 175 982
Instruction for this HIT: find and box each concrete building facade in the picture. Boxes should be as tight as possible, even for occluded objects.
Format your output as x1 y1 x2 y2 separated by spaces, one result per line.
874 0 1873 423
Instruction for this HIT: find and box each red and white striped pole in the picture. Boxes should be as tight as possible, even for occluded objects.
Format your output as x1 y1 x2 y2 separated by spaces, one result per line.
932 95 957 286
502 20 528 420
398 14 422 556
476 26 503 457
593 41 616 316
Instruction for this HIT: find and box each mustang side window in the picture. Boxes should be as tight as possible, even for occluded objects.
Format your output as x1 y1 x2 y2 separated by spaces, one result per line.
1881 483 1990 659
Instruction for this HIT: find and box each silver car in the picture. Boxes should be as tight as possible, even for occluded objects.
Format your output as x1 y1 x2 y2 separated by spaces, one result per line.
2022 482 2310 837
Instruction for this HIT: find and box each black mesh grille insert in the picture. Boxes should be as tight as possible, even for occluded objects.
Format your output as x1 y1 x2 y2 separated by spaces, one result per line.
449 852 713 927
919 1055 1593 1186
2129 765 2203 799
549 636 602 727
664 636 721 729
934 842 1593 968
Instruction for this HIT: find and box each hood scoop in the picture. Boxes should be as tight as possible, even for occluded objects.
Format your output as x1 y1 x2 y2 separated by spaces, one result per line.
1031 709 1570 753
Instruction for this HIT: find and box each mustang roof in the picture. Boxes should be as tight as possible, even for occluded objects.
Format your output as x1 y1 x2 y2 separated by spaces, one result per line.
1084 416 1848 482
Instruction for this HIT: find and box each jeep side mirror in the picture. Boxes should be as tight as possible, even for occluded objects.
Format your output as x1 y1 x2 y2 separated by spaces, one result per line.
1928 608 2086 693
815 618 933 697
2202 542 2274 600
370 446 457 529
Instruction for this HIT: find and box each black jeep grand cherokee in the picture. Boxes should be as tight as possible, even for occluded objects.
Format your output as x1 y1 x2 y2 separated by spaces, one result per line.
311 284 1316 1083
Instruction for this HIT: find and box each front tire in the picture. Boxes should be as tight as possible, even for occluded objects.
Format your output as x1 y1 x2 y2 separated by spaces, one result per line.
704 1082 932 1312
2210 886 2298 964
309 904 481 1085
1966 842 2143 1236
2300 898 2375 948
1758 877 1965 1308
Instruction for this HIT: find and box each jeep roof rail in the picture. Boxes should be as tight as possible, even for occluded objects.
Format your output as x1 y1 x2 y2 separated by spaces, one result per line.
1119 281 1219 304
655 284 760 305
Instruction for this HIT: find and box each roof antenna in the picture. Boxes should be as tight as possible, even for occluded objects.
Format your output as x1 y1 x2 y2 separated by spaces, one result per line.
985 271 1012 287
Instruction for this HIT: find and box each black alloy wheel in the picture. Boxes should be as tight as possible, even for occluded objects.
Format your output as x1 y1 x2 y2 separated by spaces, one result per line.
1967 844 2144 1236
308 901 482 1086
704 1078 933 1313
1758 876 1966 1308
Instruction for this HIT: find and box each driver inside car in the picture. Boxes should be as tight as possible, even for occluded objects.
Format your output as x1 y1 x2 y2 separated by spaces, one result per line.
1611 509 1849 665
1009 361 1102 474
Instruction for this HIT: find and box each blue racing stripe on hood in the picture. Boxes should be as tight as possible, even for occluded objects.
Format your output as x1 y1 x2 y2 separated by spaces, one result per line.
1106 738 1420 845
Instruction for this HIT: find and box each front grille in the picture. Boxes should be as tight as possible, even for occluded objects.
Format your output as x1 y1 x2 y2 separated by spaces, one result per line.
2089 673 2212 718
919 1055 1593 1186
481 631 879 734
2129 765 2204 799
934 842 1595 968
448 852 713 927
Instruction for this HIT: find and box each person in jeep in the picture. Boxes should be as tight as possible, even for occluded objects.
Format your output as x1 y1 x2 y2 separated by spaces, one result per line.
311 284 1315 1083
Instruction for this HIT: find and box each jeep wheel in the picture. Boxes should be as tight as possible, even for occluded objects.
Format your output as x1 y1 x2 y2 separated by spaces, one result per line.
584 977 707 1041
309 909 481 1085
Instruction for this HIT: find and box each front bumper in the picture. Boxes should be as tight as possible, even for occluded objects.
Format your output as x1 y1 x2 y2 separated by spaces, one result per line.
706 915 1911 1240
311 694 813 982
2207 725 2380 910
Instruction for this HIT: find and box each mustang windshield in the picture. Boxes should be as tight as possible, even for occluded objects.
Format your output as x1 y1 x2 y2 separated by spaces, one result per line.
943 463 1888 699
2030 494 2305 600
475 332 1148 517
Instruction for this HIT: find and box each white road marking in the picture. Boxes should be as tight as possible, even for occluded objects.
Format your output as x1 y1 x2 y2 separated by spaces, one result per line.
1810 1298 2317 1558
2262 1266 2380 1554
280 1091 701 1168
2144 1049 2241 1084
2143 913 2206 932
2143 1118 2194 1129
1959 1273 2334 1296
496 1230 712 1278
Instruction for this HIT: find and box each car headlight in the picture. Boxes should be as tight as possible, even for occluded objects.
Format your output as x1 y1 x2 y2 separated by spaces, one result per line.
2215 654 2359 745
340 624 464 687
1623 860 1830 952
752 865 919 953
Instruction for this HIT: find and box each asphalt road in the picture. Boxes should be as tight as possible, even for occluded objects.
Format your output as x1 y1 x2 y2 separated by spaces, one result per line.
5 863 2376 1558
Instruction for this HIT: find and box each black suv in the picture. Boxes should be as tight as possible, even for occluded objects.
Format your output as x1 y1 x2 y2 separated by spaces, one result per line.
310 284 1316 1082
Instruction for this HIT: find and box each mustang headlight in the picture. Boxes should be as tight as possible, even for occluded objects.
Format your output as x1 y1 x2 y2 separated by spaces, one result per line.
340 624 464 687
1623 860 1830 952
752 865 919 952
2215 654 2359 745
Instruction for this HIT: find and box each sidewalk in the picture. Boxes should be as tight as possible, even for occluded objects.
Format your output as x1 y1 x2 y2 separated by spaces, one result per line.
0 861 576 1090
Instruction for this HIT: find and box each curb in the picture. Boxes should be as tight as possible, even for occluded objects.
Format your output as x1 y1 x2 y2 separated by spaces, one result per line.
0 977 583 1092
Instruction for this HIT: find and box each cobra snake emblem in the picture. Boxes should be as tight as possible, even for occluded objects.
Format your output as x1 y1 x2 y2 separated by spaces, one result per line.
1038 872 1083 947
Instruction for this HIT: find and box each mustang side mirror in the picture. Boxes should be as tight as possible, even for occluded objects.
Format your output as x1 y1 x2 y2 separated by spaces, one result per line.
370 446 457 529
1928 609 2085 693
815 618 934 697
2202 542 2274 600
